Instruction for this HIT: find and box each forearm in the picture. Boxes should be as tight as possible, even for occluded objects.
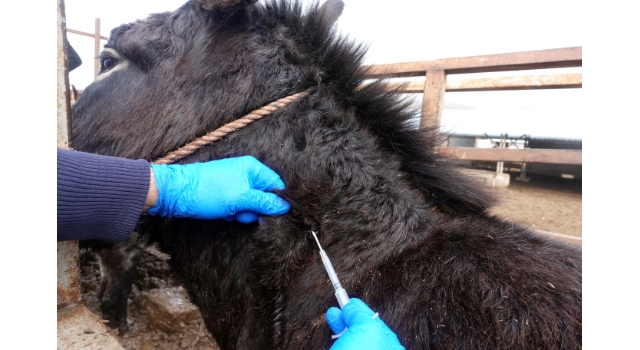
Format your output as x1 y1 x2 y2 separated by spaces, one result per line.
58 150 290 243
143 167 159 212
57 148 150 242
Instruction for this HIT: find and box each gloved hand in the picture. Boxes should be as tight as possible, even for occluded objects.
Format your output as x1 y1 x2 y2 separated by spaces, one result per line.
148 156 290 223
326 298 405 350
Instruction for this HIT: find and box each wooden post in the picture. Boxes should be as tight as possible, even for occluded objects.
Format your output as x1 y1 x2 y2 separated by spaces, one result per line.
94 18 101 78
421 69 446 129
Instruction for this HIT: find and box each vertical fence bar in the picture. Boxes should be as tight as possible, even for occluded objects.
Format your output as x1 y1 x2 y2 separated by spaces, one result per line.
58 6 125 349
421 69 446 131
57 3 72 149
57 0 81 309
94 18 101 78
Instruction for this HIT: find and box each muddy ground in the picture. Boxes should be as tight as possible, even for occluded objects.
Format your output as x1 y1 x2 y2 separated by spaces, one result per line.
79 171 581 349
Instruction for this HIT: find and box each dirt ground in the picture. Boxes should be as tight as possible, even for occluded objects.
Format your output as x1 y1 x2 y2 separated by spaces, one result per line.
80 249 221 350
79 170 581 349
488 171 582 239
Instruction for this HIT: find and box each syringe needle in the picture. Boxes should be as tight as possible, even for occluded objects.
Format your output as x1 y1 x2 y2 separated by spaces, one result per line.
311 231 350 309
312 230 323 249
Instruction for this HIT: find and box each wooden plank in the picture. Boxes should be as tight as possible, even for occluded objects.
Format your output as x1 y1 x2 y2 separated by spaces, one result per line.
421 70 446 128
446 73 582 92
380 73 582 93
66 28 108 40
365 47 582 78
438 147 582 165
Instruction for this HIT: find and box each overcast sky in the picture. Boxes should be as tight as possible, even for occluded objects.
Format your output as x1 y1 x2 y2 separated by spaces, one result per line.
64 0 583 139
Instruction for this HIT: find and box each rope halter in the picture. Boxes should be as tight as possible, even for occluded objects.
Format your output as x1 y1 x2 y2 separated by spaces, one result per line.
153 91 309 165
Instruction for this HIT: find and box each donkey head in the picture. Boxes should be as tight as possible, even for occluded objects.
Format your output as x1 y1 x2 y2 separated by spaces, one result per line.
71 0 348 163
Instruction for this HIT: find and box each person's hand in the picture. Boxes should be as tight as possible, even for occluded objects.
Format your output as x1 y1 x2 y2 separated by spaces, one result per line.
147 156 290 223
326 298 405 350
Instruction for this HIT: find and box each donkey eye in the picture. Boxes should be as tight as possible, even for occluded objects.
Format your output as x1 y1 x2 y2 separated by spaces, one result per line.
93 49 128 82
100 57 118 73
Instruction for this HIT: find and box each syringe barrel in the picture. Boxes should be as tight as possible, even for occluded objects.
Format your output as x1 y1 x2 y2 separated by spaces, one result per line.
319 250 350 308
335 288 350 309
320 250 341 286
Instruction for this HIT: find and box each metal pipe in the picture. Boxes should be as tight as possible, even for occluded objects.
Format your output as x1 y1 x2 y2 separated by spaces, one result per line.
94 18 101 78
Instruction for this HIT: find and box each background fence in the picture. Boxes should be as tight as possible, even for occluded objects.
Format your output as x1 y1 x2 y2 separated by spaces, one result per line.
66 22 582 168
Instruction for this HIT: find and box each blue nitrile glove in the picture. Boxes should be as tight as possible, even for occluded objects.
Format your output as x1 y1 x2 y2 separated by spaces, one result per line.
326 298 405 350
148 156 290 223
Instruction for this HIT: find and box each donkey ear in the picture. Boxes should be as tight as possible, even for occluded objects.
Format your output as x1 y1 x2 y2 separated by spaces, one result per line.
318 0 344 26
197 0 258 12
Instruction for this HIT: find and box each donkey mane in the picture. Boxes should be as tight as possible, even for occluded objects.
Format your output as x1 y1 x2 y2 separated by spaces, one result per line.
257 0 495 215
100 0 493 215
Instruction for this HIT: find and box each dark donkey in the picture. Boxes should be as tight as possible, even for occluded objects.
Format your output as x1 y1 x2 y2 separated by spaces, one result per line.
71 0 582 348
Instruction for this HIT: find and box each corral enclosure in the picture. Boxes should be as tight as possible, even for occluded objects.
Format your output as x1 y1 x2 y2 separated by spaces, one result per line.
58 0 582 348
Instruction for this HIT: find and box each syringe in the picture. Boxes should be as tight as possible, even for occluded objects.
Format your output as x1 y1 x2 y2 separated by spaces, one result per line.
311 231 350 309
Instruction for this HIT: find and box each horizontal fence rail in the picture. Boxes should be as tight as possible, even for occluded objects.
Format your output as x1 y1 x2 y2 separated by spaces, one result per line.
66 19 105 77
66 28 108 40
381 73 582 93
362 47 582 165
67 23 581 166
440 148 582 165
365 47 582 78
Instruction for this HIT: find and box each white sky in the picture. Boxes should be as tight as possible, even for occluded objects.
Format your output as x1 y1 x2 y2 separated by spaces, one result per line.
64 0 583 139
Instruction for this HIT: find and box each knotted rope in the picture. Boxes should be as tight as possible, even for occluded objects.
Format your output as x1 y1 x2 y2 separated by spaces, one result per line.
153 91 309 165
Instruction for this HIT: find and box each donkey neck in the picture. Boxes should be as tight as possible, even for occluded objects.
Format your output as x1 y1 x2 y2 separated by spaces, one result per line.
261 96 442 272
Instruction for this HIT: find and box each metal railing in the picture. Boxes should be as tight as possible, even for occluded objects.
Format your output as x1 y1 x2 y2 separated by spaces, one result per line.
66 18 107 78
58 4 124 347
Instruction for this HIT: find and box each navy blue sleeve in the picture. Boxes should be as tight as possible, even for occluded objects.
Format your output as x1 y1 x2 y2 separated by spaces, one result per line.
57 148 150 243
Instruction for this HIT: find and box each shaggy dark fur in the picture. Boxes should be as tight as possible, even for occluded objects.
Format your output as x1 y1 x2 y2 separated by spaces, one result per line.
72 0 582 349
